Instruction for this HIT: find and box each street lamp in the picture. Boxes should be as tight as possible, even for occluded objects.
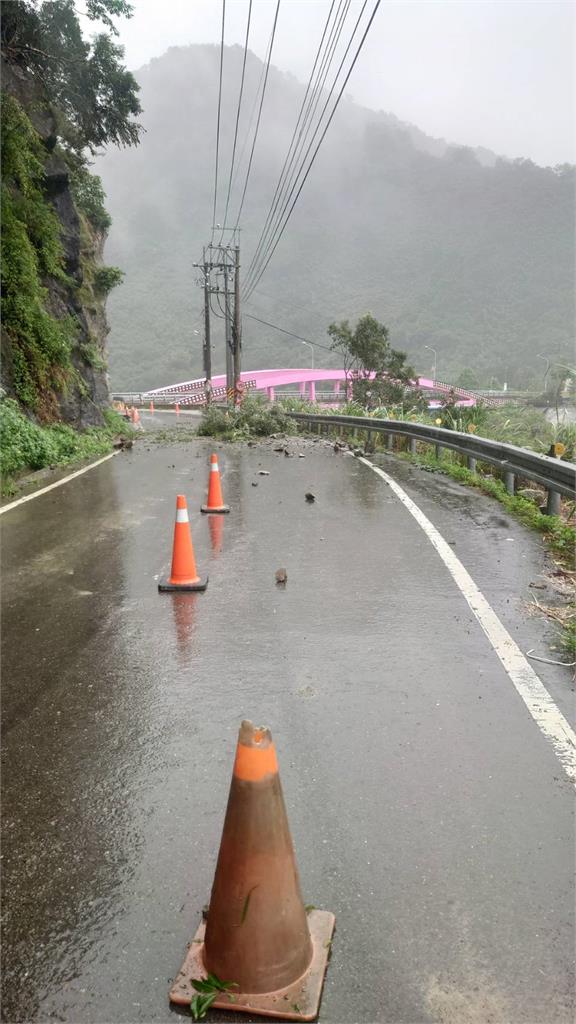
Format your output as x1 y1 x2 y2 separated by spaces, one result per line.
301 340 315 369
424 344 437 382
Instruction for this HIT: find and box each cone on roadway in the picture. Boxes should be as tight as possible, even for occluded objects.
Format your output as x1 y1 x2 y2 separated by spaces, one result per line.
150 400 155 413
132 406 140 425
169 721 335 1020
175 402 180 415
158 495 208 592
201 453 230 513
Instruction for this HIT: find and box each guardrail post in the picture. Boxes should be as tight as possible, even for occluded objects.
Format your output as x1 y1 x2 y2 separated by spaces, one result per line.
366 430 373 450
504 471 515 495
546 489 561 516
467 457 477 472
386 434 394 451
409 438 417 455
435 444 442 460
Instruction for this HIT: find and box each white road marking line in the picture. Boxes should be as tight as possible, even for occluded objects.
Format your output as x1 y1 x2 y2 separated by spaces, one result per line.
359 456 576 786
0 452 119 515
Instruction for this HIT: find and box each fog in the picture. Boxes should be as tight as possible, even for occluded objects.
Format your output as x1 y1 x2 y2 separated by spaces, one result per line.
95 0 574 167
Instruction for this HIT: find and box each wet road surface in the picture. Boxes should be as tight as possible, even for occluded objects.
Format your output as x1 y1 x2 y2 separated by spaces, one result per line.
2 422 574 1024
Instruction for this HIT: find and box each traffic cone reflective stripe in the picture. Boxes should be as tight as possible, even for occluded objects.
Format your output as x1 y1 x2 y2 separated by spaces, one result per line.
158 495 208 592
169 721 334 1019
201 453 230 513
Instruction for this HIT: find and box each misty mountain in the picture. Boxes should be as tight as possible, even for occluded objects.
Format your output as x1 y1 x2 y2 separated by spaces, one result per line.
96 44 574 391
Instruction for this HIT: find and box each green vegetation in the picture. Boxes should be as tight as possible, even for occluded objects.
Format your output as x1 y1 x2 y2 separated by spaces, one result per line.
69 165 112 231
1 1 141 156
196 397 296 441
328 314 417 407
190 974 238 1021
94 265 124 294
1 0 142 421
0 398 131 494
1 94 76 413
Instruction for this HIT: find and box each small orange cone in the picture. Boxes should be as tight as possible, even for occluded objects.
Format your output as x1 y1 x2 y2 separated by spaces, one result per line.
201 453 230 513
158 495 208 591
175 402 180 415
150 400 155 413
133 407 140 425
169 721 335 1020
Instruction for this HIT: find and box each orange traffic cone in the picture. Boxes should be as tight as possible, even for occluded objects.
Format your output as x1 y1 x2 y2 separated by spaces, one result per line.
133 407 140 425
169 721 335 1020
158 495 208 591
201 453 230 513
150 400 155 413
175 402 180 415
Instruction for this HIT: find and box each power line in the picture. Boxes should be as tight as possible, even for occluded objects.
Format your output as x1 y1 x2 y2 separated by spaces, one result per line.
245 0 369 295
244 0 350 290
245 0 381 299
211 0 227 243
219 0 252 244
233 0 281 229
244 312 334 354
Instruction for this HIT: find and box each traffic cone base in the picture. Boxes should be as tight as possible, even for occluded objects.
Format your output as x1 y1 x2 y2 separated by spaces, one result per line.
201 503 230 514
158 576 208 592
169 910 335 1021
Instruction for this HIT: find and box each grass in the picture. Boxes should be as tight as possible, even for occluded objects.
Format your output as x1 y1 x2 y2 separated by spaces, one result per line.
1 399 133 496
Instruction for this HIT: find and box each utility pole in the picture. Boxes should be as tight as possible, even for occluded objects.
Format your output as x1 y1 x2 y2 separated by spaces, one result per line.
233 244 241 402
202 249 212 396
195 230 241 407
223 261 233 398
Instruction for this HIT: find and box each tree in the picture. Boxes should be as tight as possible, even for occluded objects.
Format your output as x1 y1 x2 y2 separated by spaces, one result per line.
456 368 481 390
1 0 142 155
328 314 417 407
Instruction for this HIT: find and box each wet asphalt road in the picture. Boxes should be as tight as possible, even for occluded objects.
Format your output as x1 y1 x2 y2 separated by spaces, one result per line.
2 413 574 1024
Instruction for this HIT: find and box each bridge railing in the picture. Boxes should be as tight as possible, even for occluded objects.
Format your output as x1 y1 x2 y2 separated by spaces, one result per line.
286 412 575 515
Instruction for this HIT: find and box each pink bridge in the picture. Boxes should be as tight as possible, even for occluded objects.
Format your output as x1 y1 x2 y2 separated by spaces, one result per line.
144 369 495 406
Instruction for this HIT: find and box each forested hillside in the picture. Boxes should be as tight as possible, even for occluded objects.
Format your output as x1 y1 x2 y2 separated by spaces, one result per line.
97 44 574 392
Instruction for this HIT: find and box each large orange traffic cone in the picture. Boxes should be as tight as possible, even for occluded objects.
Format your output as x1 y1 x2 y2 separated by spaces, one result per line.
169 721 335 1020
158 495 208 591
201 453 230 513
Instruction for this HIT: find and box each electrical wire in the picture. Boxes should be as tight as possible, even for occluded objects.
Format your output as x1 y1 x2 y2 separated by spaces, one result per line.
245 0 368 295
211 0 226 243
243 0 350 290
245 0 381 299
233 0 281 229
244 313 334 354
219 0 253 244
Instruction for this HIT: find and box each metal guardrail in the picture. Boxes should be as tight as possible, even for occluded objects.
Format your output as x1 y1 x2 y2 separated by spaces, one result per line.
286 412 576 515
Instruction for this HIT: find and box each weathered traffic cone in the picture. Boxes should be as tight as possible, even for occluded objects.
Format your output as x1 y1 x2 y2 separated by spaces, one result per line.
149 400 155 413
169 721 335 1020
201 453 230 513
158 495 208 592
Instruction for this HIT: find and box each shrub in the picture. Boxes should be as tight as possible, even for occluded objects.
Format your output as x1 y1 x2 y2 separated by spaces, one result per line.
94 265 124 294
197 397 296 441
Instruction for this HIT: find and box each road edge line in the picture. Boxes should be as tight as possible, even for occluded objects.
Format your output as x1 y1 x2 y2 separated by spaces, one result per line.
0 451 119 516
358 455 576 786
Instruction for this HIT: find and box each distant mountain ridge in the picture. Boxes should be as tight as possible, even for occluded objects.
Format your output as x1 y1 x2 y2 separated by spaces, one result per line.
96 44 574 391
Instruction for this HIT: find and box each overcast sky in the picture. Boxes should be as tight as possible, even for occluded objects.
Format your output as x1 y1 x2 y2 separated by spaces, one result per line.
103 0 573 167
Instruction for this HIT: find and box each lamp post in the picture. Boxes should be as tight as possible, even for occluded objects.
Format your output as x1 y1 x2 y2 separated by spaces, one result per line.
301 340 315 369
537 353 551 388
424 344 437 383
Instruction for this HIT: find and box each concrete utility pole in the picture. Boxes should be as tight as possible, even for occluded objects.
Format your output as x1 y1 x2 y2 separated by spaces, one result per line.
233 245 241 402
202 250 212 393
223 261 233 398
